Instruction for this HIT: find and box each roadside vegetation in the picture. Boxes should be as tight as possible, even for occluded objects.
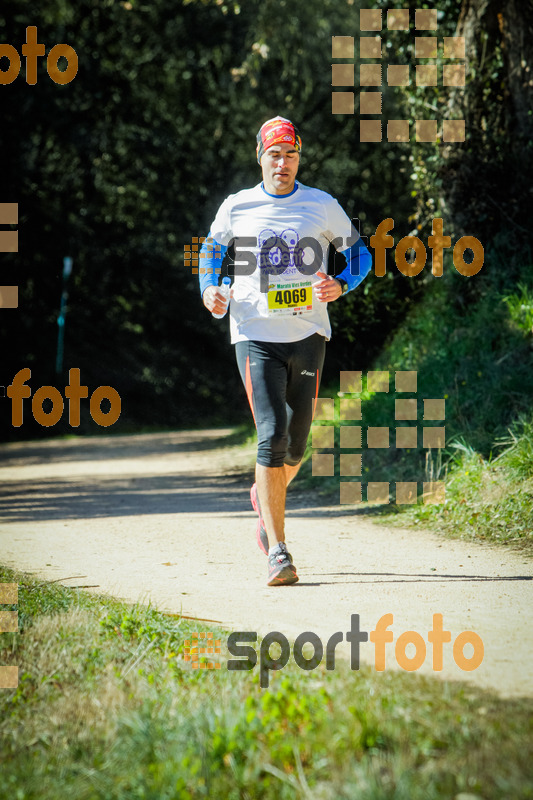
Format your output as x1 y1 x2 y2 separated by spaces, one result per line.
300 248 533 550
1 565 532 799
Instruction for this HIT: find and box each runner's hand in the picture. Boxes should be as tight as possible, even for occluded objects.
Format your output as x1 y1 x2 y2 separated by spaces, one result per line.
202 285 233 315
313 272 343 303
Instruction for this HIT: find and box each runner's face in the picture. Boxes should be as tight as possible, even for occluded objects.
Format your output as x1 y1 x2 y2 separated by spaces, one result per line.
261 142 299 195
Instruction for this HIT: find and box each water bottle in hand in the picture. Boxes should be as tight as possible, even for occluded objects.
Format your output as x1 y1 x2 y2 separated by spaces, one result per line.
212 277 232 319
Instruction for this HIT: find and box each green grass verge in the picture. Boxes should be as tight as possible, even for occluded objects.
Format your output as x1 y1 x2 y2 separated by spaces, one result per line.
1 566 532 799
296 250 533 550
391 434 533 548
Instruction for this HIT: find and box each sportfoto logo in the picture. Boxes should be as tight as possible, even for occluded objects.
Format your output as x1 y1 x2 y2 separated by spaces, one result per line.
187 614 484 688
332 8 466 143
186 218 484 290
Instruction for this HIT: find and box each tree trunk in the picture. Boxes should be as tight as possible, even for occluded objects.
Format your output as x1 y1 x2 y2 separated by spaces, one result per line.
441 0 533 249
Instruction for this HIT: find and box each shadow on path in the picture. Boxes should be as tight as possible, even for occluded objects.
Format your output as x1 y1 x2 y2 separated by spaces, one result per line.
0 473 393 524
295 573 533 586
0 429 242 467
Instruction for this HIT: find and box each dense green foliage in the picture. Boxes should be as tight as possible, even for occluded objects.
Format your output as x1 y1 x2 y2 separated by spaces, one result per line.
1 0 421 439
302 244 533 545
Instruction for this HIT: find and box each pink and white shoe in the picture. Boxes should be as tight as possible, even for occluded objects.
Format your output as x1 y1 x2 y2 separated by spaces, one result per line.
267 542 298 586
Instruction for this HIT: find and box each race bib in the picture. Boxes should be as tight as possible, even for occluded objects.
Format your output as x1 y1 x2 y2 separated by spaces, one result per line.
267 280 313 316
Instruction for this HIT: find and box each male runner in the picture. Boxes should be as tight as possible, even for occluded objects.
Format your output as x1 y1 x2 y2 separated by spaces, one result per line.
200 116 371 586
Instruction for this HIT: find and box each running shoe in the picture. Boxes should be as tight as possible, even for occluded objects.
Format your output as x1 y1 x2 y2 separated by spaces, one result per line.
267 542 299 586
250 482 269 555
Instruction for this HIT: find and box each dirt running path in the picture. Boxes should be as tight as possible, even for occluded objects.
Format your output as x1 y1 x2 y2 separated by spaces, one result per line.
0 430 531 698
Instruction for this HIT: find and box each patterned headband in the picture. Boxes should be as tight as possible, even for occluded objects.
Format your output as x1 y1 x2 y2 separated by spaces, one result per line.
256 116 302 163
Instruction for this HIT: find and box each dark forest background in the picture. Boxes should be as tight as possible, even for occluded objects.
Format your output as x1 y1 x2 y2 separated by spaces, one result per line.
1 0 531 441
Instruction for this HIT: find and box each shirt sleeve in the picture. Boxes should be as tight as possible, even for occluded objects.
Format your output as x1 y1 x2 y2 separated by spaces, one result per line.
335 238 373 292
198 236 228 296
198 197 233 296
324 197 356 248
209 196 234 246
324 196 372 293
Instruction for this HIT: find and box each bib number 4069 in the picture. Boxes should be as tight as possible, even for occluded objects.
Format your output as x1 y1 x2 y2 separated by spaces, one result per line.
273 288 309 307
